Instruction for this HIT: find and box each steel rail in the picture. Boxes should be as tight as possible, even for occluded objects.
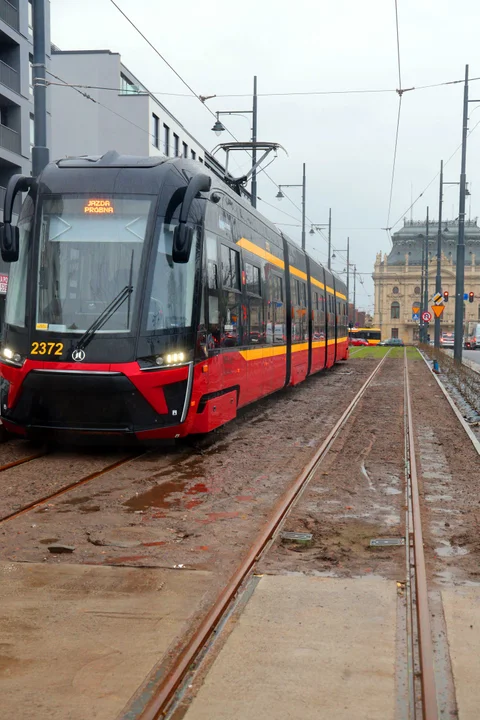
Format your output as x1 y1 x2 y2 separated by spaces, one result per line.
404 350 439 719
0 453 140 523
135 350 392 720
0 448 48 474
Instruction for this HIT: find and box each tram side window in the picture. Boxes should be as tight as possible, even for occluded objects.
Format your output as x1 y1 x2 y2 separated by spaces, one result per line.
313 291 324 341
291 278 307 342
206 236 221 349
267 273 285 344
220 244 241 347
221 244 240 290
245 262 263 345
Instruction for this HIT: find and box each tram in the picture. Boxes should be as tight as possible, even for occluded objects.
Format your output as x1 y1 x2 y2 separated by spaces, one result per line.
348 327 381 345
0 151 348 441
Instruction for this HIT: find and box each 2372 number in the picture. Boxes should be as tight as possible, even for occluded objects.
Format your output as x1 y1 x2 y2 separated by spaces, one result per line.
31 342 64 356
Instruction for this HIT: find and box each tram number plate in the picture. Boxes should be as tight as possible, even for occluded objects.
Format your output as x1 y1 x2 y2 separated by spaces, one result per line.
30 341 64 356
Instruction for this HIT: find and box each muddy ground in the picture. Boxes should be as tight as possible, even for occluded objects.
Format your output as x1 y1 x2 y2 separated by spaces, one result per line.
0 359 378 573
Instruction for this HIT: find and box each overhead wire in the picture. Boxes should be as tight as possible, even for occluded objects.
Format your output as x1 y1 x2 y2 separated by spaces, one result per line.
42 74 480 99
385 0 404 233
389 114 480 232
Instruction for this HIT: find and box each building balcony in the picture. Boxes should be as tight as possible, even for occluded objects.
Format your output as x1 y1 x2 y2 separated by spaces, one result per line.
0 0 19 31
0 59 19 93
0 122 20 154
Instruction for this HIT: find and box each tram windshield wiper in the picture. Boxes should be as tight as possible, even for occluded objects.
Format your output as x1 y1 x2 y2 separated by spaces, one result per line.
73 285 133 352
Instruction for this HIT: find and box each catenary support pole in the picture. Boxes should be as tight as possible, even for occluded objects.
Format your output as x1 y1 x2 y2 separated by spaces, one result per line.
327 208 332 270
424 207 429 343
32 0 49 177
434 162 443 349
251 76 257 208
454 64 469 364
301 162 306 251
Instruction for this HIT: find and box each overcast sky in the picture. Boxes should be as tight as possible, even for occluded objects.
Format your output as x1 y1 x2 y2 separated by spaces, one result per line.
50 0 480 311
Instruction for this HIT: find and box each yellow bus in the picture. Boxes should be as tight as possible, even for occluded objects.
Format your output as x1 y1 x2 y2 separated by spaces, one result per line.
348 327 381 346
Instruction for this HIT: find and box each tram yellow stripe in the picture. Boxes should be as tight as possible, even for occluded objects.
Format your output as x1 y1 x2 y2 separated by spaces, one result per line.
239 345 287 361
237 238 285 269
289 266 308 281
311 277 325 290
235 238 344 298
239 336 347 361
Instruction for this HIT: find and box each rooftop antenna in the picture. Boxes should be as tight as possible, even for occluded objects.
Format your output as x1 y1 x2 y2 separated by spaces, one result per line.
410 183 413 223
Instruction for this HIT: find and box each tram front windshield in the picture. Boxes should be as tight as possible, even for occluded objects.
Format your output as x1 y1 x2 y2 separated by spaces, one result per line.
36 194 151 333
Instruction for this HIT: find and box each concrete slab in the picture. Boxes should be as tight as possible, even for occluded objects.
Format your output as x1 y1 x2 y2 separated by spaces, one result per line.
185 574 397 720
0 562 212 720
442 587 480 720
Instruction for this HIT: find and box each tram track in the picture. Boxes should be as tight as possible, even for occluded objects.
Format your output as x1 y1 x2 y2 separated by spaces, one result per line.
403 350 438 719
0 451 142 523
127 350 394 720
125 348 445 720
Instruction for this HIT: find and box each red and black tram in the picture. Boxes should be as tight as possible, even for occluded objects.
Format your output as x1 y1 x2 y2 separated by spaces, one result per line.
0 152 348 441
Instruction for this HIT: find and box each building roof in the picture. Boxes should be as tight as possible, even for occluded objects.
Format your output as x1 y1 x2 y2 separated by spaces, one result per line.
387 218 480 266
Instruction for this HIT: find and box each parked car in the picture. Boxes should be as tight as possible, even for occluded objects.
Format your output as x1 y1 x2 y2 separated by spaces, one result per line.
440 332 454 348
384 338 404 346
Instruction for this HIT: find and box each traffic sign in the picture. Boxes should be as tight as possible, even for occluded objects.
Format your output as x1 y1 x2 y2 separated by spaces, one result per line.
431 304 445 318
422 311 432 322
432 292 443 305
412 312 420 322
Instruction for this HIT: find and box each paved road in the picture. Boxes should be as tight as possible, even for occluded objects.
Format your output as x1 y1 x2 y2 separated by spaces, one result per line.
463 349 480 365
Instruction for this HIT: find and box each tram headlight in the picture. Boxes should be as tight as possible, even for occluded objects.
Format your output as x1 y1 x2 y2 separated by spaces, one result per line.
0 347 25 368
137 350 189 371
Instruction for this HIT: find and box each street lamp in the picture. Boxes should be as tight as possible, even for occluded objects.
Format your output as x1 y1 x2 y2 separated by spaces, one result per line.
211 76 258 208
276 163 307 250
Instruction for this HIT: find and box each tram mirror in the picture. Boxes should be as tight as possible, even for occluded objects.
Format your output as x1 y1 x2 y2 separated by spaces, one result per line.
0 223 19 263
172 224 194 264
173 173 211 263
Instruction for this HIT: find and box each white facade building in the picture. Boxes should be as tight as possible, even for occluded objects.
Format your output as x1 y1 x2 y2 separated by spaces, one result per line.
50 49 207 163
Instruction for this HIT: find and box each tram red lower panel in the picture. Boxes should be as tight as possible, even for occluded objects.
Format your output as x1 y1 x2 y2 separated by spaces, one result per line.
0 339 350 440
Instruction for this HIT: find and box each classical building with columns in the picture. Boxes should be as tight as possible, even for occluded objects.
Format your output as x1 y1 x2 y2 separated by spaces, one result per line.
373 219 480 343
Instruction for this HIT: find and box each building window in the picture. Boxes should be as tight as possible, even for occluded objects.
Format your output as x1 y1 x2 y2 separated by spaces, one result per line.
152 114 159 149
163 124 170 155
29 113 34 148
414 286 420 295
173 133 179 157
391 328 399 338
392 286 399 295
29 55 33 95
478 304 480 321
199 157 203 163
120 73 139 94
182 142 188 158
391 301 400 319
191 149 196 160
28 0 33 33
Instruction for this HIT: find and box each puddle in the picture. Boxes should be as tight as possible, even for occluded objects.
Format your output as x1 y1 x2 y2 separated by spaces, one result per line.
436 542 469 558
425 494 453 502
39 538 59 545
62 496 90 506
383 487 401 495
124 480 209 511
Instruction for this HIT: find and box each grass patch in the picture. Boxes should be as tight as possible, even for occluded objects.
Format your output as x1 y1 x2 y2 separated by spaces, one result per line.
349 346 420 360
348 346 390 359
